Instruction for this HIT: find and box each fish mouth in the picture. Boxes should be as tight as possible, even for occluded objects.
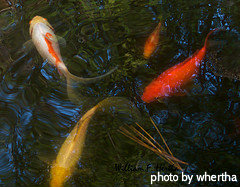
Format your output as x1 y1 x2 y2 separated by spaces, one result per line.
29 16 54 36
141 94 153 103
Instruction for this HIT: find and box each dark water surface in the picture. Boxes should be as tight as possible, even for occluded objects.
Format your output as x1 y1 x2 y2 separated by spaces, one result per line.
0 0 240 186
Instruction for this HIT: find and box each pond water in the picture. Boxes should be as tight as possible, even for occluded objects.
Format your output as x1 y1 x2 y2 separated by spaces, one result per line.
0 0 239 186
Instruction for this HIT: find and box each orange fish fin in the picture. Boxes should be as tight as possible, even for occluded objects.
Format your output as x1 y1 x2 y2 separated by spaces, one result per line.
175 79 195 97
157 98 165 103
184 79 195 90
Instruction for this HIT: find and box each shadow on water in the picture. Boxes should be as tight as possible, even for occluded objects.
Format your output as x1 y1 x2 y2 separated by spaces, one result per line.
0 0 239 186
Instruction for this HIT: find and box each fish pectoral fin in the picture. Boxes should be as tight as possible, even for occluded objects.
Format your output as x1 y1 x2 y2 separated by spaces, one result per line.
173 87 188 97
174 90 187 97
56 36 66 47
182 78 196 92
20 35 65 54
157 98 165 103
174 80 195 97
42 33 66 46
45 35 66 47
20 39 34 54
37 153 55 165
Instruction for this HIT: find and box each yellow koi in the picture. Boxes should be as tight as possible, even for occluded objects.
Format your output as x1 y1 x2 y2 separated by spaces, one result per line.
50 105 98 187
50 97 141 187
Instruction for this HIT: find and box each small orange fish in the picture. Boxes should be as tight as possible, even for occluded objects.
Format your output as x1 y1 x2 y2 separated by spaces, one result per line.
142 29 219 103
143 21 161 59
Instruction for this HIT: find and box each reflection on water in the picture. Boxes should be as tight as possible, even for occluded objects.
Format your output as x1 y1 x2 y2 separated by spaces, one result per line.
0 0 239 186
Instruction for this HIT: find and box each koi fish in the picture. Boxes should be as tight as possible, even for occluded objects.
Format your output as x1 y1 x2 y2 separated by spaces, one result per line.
29 16 117 85
143 21 161 59
50 104 98 187
142 28 219 103
50 97 141 187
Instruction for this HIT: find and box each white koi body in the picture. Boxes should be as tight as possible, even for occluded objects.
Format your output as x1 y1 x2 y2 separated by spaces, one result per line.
30 16 67 74
29 16 117 85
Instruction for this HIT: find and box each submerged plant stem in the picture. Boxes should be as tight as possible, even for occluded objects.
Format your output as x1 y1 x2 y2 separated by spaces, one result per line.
119 119 188 171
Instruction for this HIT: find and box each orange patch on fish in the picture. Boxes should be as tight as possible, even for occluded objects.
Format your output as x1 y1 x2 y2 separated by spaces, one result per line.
46 32 53 38
44 32 61 67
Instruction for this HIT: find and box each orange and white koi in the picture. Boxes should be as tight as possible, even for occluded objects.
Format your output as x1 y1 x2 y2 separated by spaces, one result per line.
143 21 161 59
142 29 219 103
29 16 116 85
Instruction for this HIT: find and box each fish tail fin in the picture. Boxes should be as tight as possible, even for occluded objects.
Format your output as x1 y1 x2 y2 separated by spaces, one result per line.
64 66 118 85
156 21 161 30
56 62 68 77
204 28 219 47
63 65 117 105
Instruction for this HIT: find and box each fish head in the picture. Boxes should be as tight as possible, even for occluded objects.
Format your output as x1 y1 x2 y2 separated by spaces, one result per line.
29 16 53 36
142 82 162 103
50 164 71 187
142 78 172 103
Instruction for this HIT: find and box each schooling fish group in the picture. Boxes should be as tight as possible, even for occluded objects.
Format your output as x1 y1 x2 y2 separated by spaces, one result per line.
28 15 221 187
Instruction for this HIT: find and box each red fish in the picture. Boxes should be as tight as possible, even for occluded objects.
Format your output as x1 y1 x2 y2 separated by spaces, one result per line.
143 21 161 59
142 29 219 103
